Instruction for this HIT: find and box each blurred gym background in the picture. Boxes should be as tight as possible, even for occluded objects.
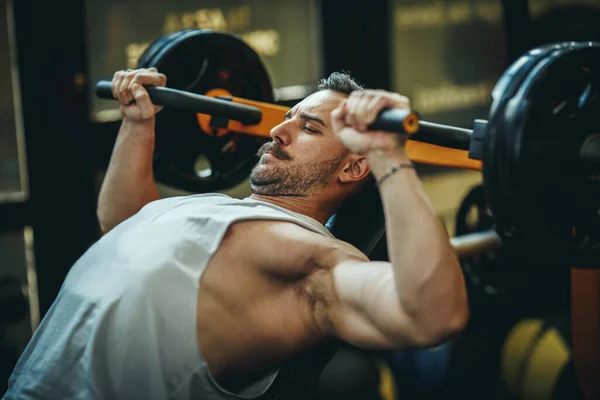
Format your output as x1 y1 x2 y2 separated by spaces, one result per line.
1 0 599 398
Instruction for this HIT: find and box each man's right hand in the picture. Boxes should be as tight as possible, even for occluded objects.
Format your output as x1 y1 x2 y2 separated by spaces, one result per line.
111 68 167 123
98 68 165 233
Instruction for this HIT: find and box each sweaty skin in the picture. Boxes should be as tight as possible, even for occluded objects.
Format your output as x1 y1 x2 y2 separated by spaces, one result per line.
98 69 469 384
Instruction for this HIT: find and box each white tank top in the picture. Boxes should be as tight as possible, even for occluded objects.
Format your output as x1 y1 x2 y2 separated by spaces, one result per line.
5 194 334 400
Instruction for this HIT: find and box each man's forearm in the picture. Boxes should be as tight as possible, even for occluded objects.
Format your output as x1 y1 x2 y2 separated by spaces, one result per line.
97 119 160 233
367 149 468 338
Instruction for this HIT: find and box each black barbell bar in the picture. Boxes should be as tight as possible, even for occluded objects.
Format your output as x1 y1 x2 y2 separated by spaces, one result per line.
450 230 503 259
95 81 600 170
95 81 475 151
95 81 263 126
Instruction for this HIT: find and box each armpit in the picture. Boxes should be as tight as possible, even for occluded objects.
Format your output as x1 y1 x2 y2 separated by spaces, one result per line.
297 269 338 335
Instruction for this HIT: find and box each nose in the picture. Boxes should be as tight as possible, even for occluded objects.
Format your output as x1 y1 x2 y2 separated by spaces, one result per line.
269 119 293 146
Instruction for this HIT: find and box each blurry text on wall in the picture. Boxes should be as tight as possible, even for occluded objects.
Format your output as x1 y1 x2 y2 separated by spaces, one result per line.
86 0 322 121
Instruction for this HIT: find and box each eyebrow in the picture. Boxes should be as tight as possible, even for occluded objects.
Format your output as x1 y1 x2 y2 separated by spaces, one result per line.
284 110 328 128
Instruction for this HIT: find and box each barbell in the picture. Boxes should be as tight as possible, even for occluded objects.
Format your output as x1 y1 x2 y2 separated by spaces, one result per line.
95 29 600 268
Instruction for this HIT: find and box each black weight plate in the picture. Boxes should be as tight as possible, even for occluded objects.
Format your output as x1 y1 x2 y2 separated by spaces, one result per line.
145 30 192 68
484 43 584 260
485 44 584 251
455 185 524 316
488 43 586 119
137 31 181 70
483 43 590 230
486 44 589 152
455 185 501 297
488 42 600 266
516 43 600 266
143 30 274 193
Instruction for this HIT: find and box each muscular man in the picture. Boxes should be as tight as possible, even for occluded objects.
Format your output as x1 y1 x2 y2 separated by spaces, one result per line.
4 68 468 399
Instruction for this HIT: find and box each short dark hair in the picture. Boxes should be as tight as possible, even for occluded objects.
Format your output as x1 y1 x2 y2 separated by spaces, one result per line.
316 72 364 95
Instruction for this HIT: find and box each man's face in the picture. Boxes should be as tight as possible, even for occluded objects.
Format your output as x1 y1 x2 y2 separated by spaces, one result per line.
250 90 348 197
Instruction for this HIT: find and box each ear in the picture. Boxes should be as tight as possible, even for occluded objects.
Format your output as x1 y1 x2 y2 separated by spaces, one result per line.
339 153 371 183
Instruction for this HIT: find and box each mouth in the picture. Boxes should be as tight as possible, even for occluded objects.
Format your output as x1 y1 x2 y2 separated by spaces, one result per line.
257 143 292 161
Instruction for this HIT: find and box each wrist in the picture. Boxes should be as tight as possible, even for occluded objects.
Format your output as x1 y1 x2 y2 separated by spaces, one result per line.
366 149 411 180
120 117 155 138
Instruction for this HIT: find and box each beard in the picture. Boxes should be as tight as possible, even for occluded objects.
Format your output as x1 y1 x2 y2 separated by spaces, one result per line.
249 142 347 197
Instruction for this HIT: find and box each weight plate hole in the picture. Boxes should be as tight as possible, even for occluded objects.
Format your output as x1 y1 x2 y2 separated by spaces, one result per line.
194 154 213 178
466 206 479 231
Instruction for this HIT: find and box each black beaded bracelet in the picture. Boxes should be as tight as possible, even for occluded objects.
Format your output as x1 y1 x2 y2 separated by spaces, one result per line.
375 162 415 188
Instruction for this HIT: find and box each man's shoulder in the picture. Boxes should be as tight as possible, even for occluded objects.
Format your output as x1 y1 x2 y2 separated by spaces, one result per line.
225 219 366 274
228 219 337 248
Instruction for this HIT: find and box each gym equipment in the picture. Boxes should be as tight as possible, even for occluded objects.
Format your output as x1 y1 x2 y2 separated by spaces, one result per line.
571 269 600 400
95 31 600 267
482 41 600 268
501 316 584 400
454 184 522 314
94 29 600 399
135 29 274 193
96 30 470 192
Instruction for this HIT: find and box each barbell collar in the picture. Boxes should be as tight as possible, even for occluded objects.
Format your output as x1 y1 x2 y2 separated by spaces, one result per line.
96 80 485 156
95 81 263 126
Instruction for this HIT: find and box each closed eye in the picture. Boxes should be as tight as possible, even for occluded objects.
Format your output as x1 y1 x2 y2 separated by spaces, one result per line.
304 125 321 134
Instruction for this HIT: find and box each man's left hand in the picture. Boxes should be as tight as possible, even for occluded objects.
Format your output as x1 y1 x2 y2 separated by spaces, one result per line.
331 89 410 155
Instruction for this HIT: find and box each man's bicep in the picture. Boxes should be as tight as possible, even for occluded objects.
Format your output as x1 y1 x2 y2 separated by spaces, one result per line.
325 261 420 349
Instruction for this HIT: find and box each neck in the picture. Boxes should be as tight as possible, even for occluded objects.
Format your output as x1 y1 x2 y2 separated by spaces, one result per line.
248 193 337 225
